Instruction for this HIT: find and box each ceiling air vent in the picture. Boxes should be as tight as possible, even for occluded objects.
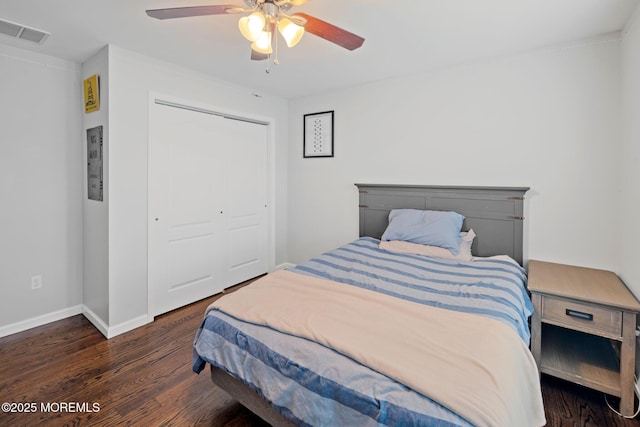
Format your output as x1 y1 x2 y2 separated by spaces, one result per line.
0 18 50 44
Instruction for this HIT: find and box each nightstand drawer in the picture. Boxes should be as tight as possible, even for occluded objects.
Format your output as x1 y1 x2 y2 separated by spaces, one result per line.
542 296 622 337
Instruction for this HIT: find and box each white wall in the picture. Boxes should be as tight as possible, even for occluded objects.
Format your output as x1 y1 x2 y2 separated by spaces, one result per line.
82 46 110 325
288 36 624 279
100 46 289 330
0 45 288 336
1 42 289 338
620 7 640 298
0 45 83 332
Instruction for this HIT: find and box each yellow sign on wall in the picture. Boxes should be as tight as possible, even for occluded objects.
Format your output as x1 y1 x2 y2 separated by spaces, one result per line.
83 74 100 113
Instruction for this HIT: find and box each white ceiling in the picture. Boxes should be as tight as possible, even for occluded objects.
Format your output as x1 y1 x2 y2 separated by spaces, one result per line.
1 0 638 99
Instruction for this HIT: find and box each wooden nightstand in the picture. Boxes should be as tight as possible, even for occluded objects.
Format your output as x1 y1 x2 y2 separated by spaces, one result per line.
528 260 640 416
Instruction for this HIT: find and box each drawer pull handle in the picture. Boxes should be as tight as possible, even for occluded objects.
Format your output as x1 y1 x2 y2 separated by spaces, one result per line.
565 309 593 321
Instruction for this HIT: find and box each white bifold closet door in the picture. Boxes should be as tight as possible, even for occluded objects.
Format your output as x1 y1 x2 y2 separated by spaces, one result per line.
148 102 268 317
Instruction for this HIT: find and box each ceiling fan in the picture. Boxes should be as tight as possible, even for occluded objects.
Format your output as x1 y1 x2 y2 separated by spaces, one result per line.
146 0 365 67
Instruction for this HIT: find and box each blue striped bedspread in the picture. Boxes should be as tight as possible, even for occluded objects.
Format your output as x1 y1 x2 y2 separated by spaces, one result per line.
192 237 534 426
193 311 473 426
290 237 533 344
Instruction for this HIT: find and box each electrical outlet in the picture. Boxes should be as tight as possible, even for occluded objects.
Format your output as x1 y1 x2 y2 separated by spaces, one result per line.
31 274 42 289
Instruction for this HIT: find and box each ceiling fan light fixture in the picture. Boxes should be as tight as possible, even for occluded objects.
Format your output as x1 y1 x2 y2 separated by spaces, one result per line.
251 30 272 54
277 17 304 47
238 11 265 41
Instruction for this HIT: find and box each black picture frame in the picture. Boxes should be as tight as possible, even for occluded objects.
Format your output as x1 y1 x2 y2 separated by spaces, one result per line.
303 111 334 158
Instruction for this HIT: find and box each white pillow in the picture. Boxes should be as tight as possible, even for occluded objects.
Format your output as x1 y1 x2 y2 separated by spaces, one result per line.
380 229 476 261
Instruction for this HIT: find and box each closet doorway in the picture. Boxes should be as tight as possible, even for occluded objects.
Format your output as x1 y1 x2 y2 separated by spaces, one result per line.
148 101 268 316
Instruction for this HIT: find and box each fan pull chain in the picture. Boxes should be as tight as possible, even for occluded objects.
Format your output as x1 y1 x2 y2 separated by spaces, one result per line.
265 27 279 73
265 30 272 74
274 27 280 65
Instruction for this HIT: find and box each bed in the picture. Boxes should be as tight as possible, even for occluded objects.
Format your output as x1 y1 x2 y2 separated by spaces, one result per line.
192 184 545 427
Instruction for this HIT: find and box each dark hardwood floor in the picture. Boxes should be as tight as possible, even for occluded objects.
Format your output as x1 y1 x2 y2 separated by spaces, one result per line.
1 283 638 426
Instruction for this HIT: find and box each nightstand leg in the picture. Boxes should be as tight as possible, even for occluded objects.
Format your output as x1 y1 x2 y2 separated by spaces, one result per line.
530 293 542 371
619 311 636 417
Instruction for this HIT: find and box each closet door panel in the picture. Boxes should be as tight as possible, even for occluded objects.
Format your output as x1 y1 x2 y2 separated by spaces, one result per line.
222 118 268 283
149 104 227 316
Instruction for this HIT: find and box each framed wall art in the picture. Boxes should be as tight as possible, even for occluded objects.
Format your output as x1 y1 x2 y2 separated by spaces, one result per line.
303 110 334 158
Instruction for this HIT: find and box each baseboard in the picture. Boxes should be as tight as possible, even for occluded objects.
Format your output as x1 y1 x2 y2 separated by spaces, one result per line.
106 314 152 339
82 306 151 339
81 305 109 337
0 305 83 338
274 262 296 270
1 305 153 340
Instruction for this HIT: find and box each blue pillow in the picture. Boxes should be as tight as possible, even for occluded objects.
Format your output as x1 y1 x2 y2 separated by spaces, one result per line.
380 209 465 254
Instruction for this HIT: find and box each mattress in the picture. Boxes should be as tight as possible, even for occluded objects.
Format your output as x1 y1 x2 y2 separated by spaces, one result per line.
192 237 540 426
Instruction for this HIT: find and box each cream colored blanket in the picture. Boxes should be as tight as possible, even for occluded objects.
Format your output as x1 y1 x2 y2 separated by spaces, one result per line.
211 269 546 427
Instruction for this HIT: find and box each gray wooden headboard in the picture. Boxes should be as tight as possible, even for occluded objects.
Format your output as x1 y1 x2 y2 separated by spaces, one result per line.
356 184 529 265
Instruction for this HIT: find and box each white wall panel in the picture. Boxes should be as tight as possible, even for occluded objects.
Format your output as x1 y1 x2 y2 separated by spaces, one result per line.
106 46 287 326
288 36 624 278
620 5 640 298
0 45 83 330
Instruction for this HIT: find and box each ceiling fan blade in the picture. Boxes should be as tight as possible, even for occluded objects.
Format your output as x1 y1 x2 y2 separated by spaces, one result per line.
251 49 269 61
146 5 241 20
293 13 364 51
